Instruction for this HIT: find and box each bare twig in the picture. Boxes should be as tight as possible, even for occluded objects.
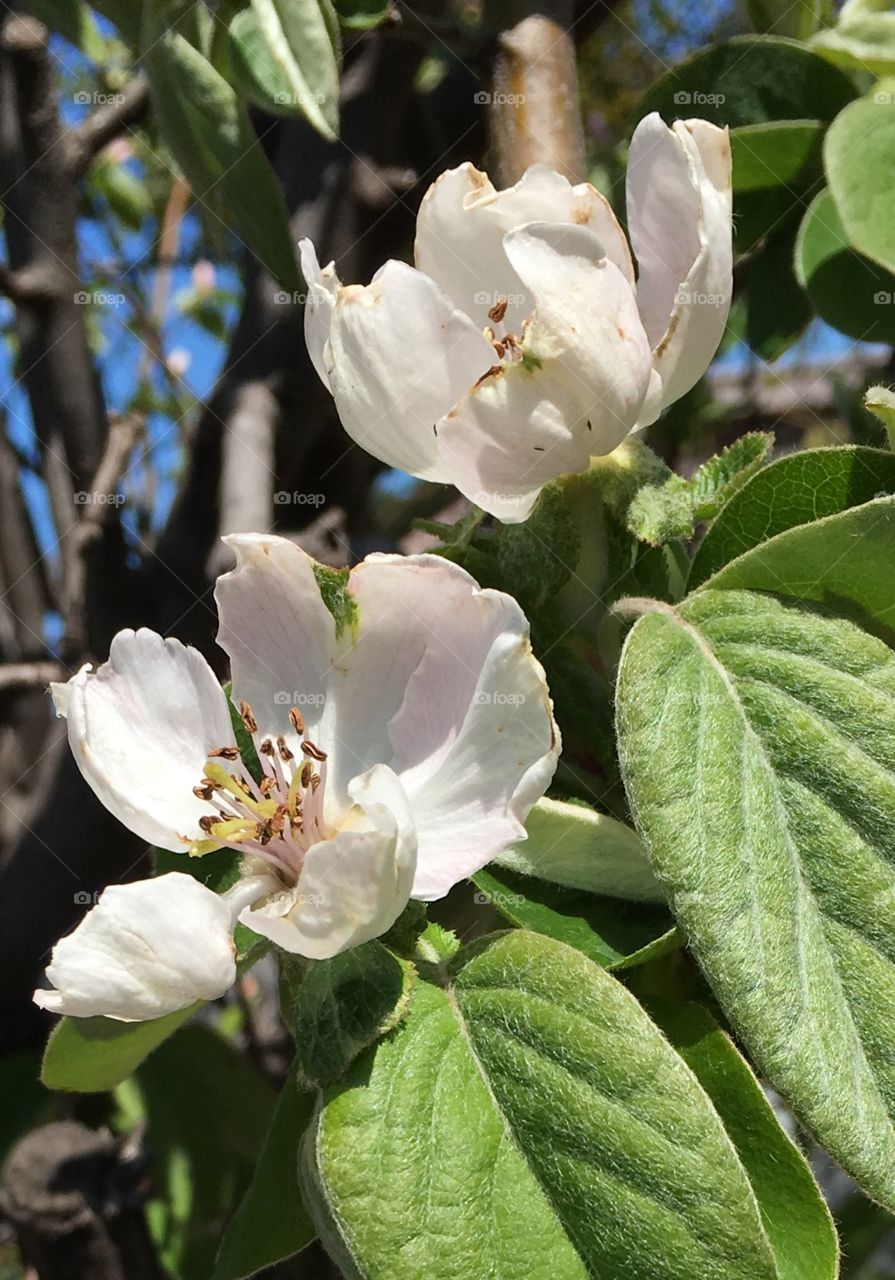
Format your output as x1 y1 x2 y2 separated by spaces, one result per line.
0 661 66 692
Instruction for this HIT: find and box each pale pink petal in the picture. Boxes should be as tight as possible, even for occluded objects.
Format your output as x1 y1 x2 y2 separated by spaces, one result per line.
326 260 493 481
415 162 634 331
51 630 235 851
626 113 732 409
240 765 416 958
33 874 236 1021
437 223 653 521
299 238 340 389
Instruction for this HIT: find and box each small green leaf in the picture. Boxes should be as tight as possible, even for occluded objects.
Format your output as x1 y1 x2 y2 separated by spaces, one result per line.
617 589 895 1208
304 931 780 1279
690 444 895 587
746 0 825 40
795 188 895 342
495 795 662 902
811 15 895 75
228 0 339 139
495 479 580 611
41 1003 197 1092
213 1061 317 1280
473 865 677 970
142 2 300 289
865 385 895 449
646 999 838 1280
333 0 390 28
292 941 416 1088
825 90 895 275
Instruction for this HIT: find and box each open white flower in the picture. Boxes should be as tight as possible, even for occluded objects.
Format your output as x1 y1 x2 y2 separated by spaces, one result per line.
35 540 558 1021
301 112 732 522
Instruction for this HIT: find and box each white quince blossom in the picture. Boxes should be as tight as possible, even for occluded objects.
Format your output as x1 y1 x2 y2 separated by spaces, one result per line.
300 112 732 522
34 539 558 1021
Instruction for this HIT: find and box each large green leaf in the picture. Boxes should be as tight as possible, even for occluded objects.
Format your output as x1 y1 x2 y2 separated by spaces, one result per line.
795 188 895 342
647 999 838 1280
702 494 895 644
303 930 781 1279
142 1 300 289
213 1061 317 1280
473 865 677 970
825 91 895 275
690 445 895 587
228 0 339 139
746 0 825 40
730 121 824 252
745 221 812 359
616 588 895 1208
642 36 856 128
41 1002 197 1092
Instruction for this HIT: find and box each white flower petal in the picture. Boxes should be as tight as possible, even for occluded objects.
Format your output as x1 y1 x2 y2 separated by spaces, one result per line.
404 608 559 901
240 764 416 959
33 874 237 1021
326 260 493 482
51 630 235 851
299 238 340 389
626 113 732 409
415 162 634 330
214 534 335 749
436 222 653 521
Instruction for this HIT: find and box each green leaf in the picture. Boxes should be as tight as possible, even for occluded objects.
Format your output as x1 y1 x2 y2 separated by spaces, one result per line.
0 1052 50 1162
690 445 895 587
138 1025 276 1278
795 188 895 342
642 36 856 128
292 941 416 1088
495 479 580 612
333 0 390 28
811 15 895 75
228 0 339 139
625 435 773 545
616 589 895 1208
825 91 895 275
213 1061 317 1280
702 494 895 645
730 122 824 252
303 931 780 1279
473 865 677 970
495 795 662 901
312 562 358 636
646 999 838 1280
41 1003 198 1092
746 222 813 360
746 0 825 40
20 0 106 57
865 384 895 449
142 2 300 290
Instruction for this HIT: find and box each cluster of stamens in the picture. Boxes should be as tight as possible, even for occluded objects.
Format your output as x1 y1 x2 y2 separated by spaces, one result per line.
190 703 328 882
485 296 524 364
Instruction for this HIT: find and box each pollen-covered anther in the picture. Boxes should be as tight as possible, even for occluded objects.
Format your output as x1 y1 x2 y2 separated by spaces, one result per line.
210 746 239 760
193 784 215 801
289 707 305 735
240 701 258 734
488 296 508 324
301 740 327 762
277 735 294 762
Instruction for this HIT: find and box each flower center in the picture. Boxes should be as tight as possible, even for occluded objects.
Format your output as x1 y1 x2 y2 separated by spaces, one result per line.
485 295 524 364
191 704 329 883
